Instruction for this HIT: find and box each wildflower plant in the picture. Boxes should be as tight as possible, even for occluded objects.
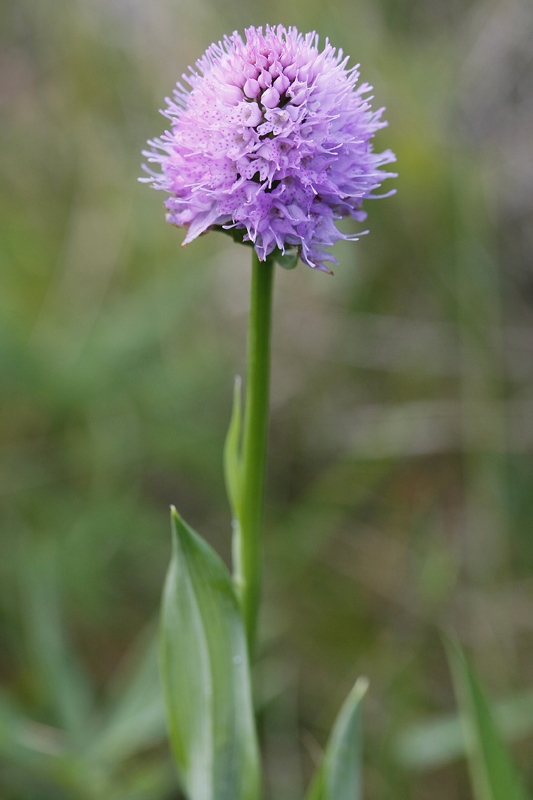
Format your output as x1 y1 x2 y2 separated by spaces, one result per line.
143 24 396 800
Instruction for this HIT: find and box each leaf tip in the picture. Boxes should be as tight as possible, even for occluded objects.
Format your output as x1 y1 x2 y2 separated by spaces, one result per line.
169 506 186 554
353 676 370 700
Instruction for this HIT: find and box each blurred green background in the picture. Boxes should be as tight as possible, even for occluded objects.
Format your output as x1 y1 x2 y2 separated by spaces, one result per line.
2 0 533 797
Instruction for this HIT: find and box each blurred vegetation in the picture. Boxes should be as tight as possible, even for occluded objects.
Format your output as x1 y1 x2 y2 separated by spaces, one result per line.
1 0 533 797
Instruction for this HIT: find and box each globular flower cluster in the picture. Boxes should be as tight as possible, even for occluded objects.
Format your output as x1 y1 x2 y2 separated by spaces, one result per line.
142 25 396 272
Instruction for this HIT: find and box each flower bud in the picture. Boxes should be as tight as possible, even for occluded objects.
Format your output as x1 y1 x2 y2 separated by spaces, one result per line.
261 87 280 108
244 78 261 98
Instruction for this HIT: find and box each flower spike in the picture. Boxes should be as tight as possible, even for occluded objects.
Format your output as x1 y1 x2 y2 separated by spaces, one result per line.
142 25 396 272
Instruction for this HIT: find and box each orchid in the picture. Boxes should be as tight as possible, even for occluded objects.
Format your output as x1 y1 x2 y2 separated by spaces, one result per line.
143 25 396 800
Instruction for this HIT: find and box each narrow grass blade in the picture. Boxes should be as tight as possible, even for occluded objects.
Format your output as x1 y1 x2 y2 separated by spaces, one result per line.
91 625 166 764
446 638 530 800
306 677 368 800
396 688 533 770
160 508 260 800
21 540 94 745
0 688 66 769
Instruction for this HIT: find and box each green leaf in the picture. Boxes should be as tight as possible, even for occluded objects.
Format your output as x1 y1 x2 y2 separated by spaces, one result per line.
91 625 166 764
0 687 67 769
395 710 466 770
396 688 533 770
160 508 261 800
445 637 530 800
20 539 95 745
224 376 243 519
306 677 368 800
275 249 299 270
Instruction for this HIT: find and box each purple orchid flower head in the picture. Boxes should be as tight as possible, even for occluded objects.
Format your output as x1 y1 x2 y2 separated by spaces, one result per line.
141 25 396 272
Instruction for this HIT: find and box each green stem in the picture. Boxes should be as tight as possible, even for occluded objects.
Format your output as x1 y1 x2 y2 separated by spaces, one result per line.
235 249 275 656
